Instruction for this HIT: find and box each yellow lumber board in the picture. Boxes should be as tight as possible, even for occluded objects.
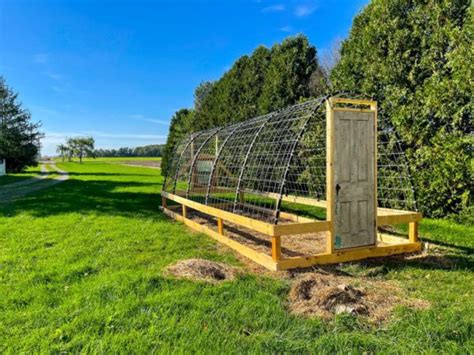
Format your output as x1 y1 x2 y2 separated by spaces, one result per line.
251 190 327 208
330 97 376 107
163 207 278 271
373 102 378 234
162 191 275 236
409 221 419 243
326 98 335 254
280 194 327 208
217 218 224 235
278 211 315 223
273 220 331 236
377 212 422 225
377 233 409 245
272 236 281 261
277 242 422 270
332 107 375 113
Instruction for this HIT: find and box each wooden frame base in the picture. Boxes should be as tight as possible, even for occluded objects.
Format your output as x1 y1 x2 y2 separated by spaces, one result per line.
161 192 422 271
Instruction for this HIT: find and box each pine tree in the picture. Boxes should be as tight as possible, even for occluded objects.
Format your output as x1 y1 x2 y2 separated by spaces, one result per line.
0 77 42 173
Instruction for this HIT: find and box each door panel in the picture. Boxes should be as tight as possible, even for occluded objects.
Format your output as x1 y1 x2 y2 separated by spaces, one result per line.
334 110 376 249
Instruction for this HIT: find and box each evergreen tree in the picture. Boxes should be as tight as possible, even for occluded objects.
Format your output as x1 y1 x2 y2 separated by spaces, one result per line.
0 77 42 173
331 0 473 217
162 35 328 177
161 109 195 176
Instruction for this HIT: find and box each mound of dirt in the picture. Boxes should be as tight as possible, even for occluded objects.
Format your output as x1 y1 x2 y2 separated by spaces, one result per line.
167 259 237 282
289 273 428 322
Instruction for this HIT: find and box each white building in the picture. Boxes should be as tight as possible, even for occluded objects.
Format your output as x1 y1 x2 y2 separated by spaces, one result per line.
0 159 6 176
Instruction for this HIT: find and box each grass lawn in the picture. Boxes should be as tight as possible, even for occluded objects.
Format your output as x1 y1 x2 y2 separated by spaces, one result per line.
83 157 162 162
0 160 472 353
0 165 43 186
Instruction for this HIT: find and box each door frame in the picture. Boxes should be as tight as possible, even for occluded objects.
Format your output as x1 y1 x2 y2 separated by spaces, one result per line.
325 97 378 254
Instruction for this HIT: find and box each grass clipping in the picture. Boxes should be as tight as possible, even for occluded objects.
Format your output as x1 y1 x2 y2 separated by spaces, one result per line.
289 273 428 323
167 258 237 282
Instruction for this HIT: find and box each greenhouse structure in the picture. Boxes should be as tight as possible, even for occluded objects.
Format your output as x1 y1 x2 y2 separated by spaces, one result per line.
161 95 422 270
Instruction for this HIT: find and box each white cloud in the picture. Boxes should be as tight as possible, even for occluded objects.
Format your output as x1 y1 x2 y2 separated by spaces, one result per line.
131 114 169 126
52 85 63 93
261 4 285 12
45 72 61 81
34 53 49 64
294 4 316 17
280 25 293 32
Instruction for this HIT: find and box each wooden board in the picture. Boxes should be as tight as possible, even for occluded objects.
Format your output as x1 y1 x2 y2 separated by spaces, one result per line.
277 241 422 270
162 207 279 270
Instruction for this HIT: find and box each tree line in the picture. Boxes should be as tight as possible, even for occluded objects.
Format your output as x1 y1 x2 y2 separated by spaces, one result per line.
57 140 164 161
93 144 164 158
162 0 472 218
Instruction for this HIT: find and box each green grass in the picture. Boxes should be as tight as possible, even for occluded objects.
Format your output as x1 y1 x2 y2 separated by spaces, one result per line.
0 160 472 353
84 157 162 162
0 165 43 186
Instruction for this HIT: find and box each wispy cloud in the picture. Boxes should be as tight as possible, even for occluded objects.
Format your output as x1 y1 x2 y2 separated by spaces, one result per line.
45 71 61 81
279 25 293 33
294 4 317 17
261 4 285 13
34 53 49 64
52 85 63 93
131 114 169 126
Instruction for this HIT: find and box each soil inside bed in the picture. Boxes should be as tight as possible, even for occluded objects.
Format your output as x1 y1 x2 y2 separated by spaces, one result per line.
169 205 327 258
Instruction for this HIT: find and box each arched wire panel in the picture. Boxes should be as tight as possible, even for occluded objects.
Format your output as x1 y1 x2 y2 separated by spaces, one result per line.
163 93 418 224
163 132 200 193
377 112 417 211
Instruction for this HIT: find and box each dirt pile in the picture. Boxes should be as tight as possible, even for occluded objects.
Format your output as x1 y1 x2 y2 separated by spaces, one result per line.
289 273 428 322
167 258 237 282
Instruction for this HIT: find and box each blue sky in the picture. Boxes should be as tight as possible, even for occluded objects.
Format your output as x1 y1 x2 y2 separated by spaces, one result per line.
0 0 367 155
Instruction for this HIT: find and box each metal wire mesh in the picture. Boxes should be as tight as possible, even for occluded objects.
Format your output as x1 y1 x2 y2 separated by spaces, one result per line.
163 94 417 224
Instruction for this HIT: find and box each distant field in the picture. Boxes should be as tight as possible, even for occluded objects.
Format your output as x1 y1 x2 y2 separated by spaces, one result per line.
84 157 162 162
0 160 472 353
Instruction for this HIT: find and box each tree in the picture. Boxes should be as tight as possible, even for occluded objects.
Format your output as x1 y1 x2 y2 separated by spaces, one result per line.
66 137 95 163
161 109 195 176
0 77 42 173
259 35 323 112
56 144 69 162
331 0 473 217
162 35 328 177
194 81 214 111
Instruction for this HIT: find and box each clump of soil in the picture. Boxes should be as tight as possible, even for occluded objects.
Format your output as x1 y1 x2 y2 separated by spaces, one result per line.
289 273 428 322
167 258 237 282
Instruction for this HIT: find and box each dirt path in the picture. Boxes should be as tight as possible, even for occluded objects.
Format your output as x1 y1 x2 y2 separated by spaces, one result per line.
0 162 69 203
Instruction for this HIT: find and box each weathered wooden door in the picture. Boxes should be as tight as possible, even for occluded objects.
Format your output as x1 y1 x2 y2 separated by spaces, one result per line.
333 109 376 249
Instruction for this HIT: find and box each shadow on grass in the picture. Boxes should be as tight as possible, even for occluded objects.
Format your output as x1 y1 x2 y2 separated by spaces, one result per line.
0 175 38 187
1 172 471 274
0 177 167 220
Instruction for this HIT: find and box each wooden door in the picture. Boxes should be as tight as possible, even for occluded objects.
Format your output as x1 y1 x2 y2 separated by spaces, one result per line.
333 109 376 249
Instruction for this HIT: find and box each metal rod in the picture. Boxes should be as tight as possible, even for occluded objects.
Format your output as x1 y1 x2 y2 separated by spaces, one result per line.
232 113 275 213
170 131 205 194
273 96 329 224
204 121 245 205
